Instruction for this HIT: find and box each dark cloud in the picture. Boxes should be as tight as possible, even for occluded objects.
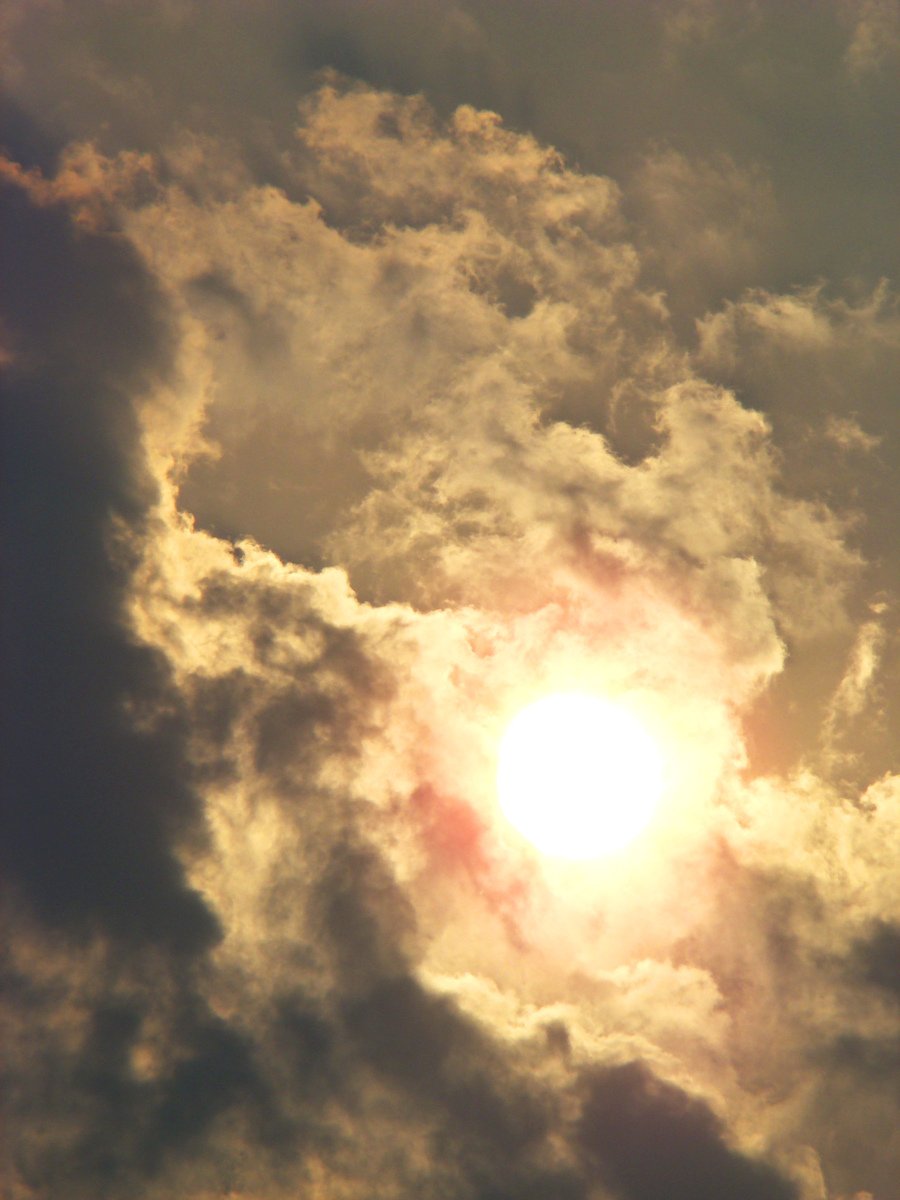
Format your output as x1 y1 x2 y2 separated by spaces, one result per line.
71 1003 259 1177
577 1061 798 1200
140 1014 261 1167
0 176 216 952
0 92 62 174
8 973 276 1198
319 845 419 994
342 973 585 1199
854 920 900 1002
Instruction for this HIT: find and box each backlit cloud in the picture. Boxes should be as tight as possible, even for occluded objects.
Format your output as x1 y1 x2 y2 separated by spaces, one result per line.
2 5 898 1200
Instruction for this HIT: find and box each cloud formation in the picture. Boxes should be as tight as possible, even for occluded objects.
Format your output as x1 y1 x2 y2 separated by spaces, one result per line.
2 5 898 1200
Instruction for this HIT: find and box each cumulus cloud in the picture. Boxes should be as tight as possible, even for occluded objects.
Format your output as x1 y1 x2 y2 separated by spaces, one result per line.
2 5 898 1200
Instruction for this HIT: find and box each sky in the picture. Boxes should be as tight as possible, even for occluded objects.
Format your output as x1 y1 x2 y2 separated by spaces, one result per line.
1 3 899 1198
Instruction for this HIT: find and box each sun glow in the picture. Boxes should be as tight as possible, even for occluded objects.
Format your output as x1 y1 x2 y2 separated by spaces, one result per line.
496 692 666 859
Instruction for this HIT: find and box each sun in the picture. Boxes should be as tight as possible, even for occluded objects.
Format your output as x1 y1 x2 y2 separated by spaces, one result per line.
496 692 665 860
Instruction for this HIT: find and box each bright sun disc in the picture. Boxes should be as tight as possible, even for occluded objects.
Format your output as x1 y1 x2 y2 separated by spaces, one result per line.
496 692 665 859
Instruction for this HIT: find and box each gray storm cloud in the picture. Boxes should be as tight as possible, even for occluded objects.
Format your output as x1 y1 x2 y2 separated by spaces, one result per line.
2 5 898 1200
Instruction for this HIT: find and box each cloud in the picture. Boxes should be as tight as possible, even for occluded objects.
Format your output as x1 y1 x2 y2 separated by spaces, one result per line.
577 1060 797 1200
840 0 900 78
628 146 780 325
0 163 217 954
2 6 898 1200
696 280 899 783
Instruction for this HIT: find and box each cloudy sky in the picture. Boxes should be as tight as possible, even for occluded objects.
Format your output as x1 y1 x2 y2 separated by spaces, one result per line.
2 3 899 1198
